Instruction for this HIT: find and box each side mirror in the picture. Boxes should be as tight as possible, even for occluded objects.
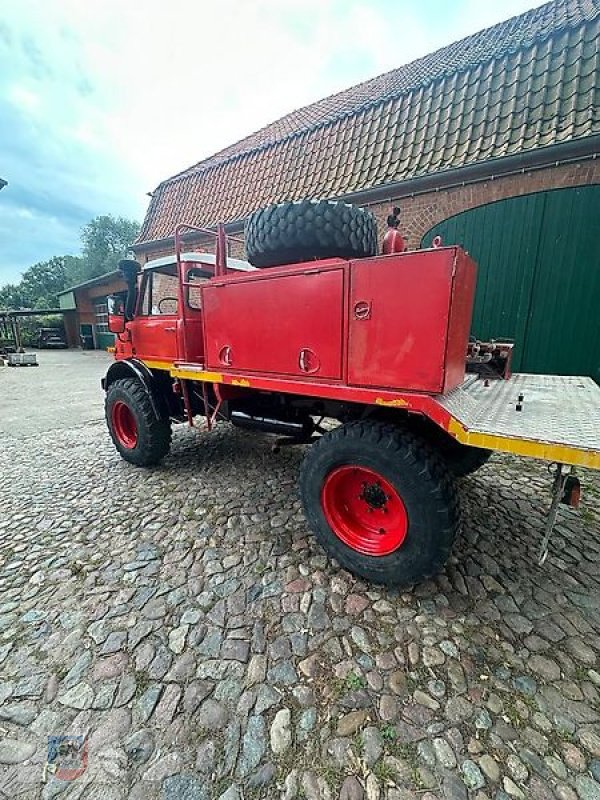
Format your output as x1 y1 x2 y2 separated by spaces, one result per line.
107 295 126 334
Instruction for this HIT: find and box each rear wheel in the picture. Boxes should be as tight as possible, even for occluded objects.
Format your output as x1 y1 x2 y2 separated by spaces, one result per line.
430 432 492 477
299 421 460 587
444 444 492 477
105 378 171 466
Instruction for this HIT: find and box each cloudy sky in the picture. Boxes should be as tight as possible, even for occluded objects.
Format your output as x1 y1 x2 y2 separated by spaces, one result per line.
1 0 545 285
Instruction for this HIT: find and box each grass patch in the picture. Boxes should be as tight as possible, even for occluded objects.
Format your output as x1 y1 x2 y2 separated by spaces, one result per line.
502 699 525 729
332 670 366 698
393 742 418 763
380 724 397 744
318 763 345 792
353 732 365 757
373 760 397 785
134 670 151 698
345 671 366 691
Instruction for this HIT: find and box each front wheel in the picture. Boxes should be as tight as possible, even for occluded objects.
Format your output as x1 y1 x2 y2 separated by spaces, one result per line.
105 378 171 466
299 421 460 587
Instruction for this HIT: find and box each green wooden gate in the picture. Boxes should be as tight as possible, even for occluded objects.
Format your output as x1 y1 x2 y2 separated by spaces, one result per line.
421 185 600 381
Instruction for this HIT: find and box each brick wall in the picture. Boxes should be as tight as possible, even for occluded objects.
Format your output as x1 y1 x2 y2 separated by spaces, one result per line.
365 159 600 249
135 158 600 262
136 236 246 265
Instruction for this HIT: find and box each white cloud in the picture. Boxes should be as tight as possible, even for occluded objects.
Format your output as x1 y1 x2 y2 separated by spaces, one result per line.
0 0 547 281
7 84 41 114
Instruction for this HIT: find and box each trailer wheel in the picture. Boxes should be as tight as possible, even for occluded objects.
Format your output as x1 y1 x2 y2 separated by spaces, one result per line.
105 378 171 466
299 421 460 587
245 200 378 268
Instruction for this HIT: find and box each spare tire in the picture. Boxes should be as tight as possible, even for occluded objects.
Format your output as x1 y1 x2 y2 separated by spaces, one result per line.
245 200 378 268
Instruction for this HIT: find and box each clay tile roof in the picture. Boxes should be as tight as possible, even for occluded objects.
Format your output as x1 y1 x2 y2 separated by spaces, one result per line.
137 0 600 245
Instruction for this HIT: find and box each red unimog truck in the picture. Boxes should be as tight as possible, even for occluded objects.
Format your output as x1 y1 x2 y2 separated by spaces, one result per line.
102 201 600 587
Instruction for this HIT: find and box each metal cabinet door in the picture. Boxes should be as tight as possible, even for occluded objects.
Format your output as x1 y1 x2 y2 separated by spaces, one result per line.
203 268 345 379
348 251 456 393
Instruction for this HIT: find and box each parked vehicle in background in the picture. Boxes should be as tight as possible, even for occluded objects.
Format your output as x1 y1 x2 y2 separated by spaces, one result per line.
38 328 67 349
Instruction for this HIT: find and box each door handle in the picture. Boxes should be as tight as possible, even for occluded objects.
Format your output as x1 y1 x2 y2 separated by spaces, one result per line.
299 348 319 374
164 327 176 332
353 301 371 320
219 345 233 366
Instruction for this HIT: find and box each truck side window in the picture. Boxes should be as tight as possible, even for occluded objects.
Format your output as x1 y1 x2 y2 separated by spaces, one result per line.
186 267 211 310
152 271 179 314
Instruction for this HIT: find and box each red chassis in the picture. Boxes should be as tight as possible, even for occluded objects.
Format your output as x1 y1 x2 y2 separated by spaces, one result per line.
102 221 600 587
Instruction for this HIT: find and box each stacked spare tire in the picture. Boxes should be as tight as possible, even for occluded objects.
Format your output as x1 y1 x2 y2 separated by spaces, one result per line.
245 199 378 268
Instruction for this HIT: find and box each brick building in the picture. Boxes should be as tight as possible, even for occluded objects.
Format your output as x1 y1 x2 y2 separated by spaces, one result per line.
133 0 600 378
57 271 127 349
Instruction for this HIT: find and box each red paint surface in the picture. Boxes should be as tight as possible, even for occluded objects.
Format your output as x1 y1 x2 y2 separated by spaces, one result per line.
115 248 476 416
443 248 477 392
321 465 408 556
111 401 138 448
348 248 475 393
128 315 178 362
202 266 345 379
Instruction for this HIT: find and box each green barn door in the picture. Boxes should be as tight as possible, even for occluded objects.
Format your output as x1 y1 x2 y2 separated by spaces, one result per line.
521 188 600 377
422 185 600 380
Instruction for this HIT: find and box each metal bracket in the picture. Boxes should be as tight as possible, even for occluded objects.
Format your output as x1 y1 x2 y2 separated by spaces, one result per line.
538 463 568 565
181 379 195 427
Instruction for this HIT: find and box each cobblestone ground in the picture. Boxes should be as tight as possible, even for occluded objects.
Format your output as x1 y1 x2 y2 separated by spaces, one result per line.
1 419 599 800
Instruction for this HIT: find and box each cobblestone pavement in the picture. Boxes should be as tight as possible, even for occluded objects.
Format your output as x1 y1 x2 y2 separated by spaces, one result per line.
0 350 111 436
1 407 599 799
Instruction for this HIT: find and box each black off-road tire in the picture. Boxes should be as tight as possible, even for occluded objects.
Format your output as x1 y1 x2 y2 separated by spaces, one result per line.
429 432 492 477
245 200 378 268
444 443 492 477
105 378 171 466
400 416 492 478
299 420 460 587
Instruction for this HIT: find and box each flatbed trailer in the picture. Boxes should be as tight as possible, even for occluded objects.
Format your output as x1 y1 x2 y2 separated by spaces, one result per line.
101 201 600 586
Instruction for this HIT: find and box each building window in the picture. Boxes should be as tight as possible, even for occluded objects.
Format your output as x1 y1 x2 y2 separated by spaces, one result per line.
94 301 109 333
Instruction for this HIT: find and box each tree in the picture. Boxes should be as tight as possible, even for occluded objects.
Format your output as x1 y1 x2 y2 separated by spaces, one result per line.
19 257 69 308
81 215 140 279
0 283 26 309
0 213 140 309
50 255 88 290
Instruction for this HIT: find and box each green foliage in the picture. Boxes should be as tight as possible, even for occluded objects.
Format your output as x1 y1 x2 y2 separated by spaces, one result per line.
345 671 366 691
19 256 75 309
18 314 65 346
0 283 26 309
0 214 140 310
381 723 397 743
81 215 140 279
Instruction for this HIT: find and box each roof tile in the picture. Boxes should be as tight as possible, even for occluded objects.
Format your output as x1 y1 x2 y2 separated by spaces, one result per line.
137 0 600 245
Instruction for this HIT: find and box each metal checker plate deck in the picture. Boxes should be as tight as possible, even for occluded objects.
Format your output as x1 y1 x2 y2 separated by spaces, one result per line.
438 374 600 453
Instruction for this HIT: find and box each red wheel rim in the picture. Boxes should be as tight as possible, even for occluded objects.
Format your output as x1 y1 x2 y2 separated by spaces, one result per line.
111 401 138 449
321 466 408 556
